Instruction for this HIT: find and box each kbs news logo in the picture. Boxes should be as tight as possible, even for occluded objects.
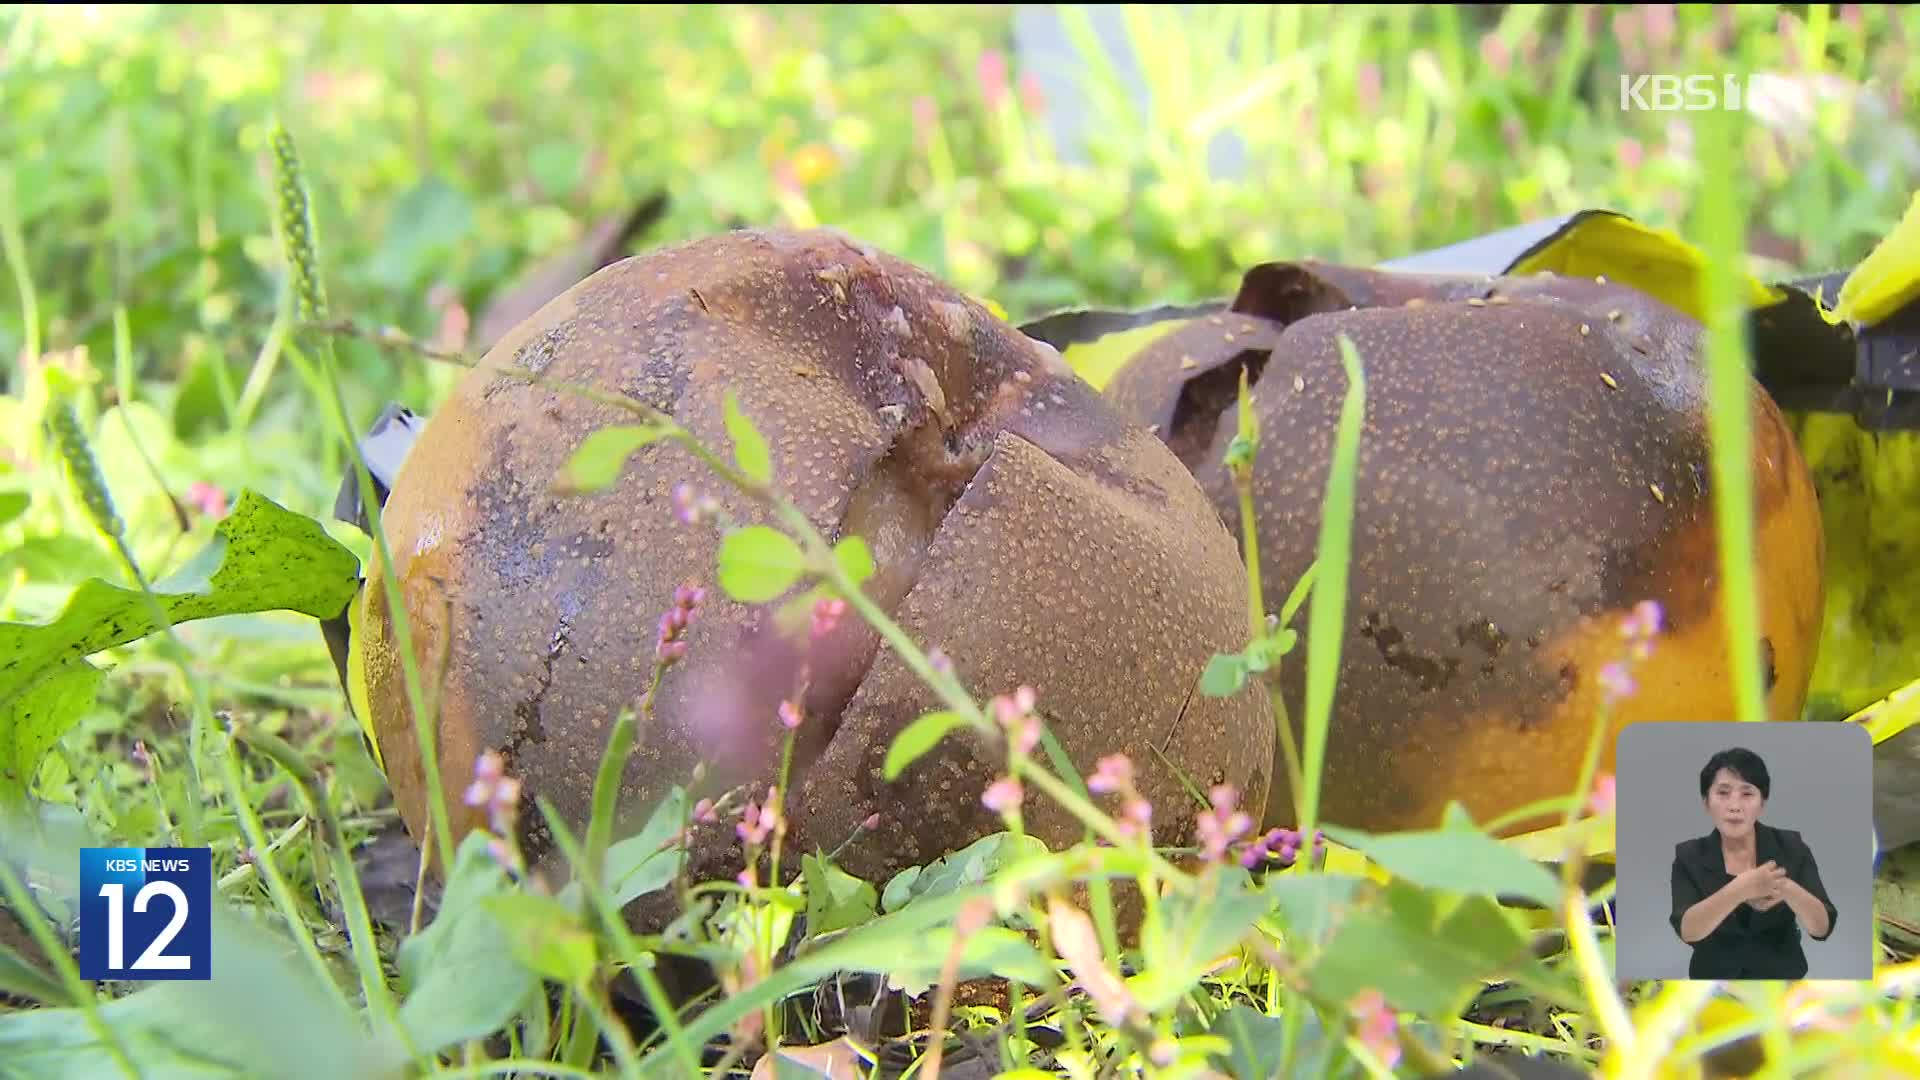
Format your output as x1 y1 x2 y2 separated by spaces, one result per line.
1618 73 1753 112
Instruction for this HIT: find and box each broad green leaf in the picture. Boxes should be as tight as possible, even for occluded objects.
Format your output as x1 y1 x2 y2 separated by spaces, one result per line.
1263 872 1372 953
803 853 879 936
599 787 689 908
396 832 541 1054
484 893 597 986
1319 822 1564 909
1 661 104 808
1304 899 1486 1017
1200 652 1248 697
0 937 68 1006
670 885 992 1051
1208 1005 1341 1080
825 924 1053 998
556 423 672 492
1304 882 1544 1018
1132 869 1274 1012
1435 894 1537 979
1210 1008 1282 1079
0 491 359 810
0 491 27 526
832 536 876 590
724 389 773 486
883 709 969 780
717 525 807 603
0 902 401 1079
880 832 1048 913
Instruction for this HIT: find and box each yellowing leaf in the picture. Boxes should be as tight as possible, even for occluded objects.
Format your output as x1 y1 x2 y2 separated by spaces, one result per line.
1837 189 1920 326
1848 674 1920 747
1319 839 1392 885
1059 318 1193 391
1508 211 1783 322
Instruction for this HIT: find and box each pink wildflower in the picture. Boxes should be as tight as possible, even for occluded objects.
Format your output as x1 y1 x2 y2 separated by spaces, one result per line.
737 791 781 847
1619 599 1663 659
1589 773 1617 817
982 776 1023 815
187 481 227 518
671 483 719 525
1197 784 1252 863
655 583 706 664
1599 661 1637 704
1350 988 1401 1068
811 597 847 639
1088 753 1134 794
976 49 1008 109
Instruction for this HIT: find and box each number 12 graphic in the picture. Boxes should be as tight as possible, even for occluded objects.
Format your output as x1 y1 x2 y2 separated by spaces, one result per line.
80 847 211 981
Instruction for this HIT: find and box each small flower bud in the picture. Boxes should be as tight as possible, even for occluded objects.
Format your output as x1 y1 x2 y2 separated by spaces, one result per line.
811 597 847 639
1599 661 1636 703
982 776 1023 815
1088 753 1134 795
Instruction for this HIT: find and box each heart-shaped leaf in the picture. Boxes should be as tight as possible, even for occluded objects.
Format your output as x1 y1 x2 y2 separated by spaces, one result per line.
717 526 807 603
832 536 875 590
883 709 970 780
724 389 773 486
1200 653 1249 697
556 423 674 493
803 853 879 937
484 893 597 986
396 832 541 1054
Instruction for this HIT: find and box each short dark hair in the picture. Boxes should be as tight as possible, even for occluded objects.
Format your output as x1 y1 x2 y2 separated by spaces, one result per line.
1699 747 1770 800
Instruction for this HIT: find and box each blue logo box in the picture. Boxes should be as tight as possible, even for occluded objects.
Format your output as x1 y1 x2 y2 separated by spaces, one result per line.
79 847 211 981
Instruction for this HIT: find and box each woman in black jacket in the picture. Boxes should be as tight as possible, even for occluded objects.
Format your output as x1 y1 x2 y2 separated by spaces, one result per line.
1669 747 1838 979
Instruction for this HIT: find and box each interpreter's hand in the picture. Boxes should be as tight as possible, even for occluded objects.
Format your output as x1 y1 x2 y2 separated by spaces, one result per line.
1735 861 1788 906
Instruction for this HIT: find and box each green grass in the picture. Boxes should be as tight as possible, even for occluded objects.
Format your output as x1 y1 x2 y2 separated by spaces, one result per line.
4 4 1920 1079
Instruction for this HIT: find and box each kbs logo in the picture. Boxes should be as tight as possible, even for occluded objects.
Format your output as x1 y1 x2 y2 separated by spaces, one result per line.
79 847 211 981
1619 74 1752 112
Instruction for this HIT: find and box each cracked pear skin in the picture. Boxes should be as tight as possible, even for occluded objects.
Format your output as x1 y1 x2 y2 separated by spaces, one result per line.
354 228 1273 927
1104 262 1826 837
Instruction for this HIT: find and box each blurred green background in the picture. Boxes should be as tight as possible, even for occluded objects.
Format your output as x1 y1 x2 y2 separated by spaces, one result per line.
3 2 1918 630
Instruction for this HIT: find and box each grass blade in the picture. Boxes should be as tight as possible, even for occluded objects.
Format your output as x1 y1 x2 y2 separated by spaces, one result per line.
1298 334 1367 843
